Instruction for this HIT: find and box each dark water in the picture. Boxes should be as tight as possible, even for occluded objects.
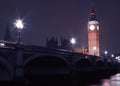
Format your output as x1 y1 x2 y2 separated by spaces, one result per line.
1 73 120 86
23 73 120 86
88 73 120 86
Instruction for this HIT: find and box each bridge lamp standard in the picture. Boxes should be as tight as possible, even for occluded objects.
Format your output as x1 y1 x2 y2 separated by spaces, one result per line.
70 37 76 51
14 19 24 44
104 51 108 57
111 54 114 58
93 46 96 55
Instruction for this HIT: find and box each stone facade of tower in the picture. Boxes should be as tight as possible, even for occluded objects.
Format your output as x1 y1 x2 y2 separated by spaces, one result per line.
88 3 100 56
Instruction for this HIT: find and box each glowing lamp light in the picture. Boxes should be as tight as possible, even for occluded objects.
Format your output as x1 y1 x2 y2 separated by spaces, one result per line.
70 37 76 52
15 19 24 29
93 46 96 55
111 54 114 57
93 46 96 51
14 18 24 44
118 57 120 61
116 56 120 61
70 38 76 44
104 51 108 55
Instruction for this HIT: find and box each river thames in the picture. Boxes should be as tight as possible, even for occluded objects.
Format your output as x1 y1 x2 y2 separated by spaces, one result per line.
88 73 120 86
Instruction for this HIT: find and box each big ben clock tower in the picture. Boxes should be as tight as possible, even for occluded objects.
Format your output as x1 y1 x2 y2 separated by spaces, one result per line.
88 1 100 56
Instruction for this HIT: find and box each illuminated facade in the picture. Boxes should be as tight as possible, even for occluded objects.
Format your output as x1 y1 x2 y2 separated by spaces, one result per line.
88 2 100 56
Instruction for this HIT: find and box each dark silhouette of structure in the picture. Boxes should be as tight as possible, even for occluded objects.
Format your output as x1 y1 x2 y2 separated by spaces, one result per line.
60 37 72 50
46 36 72 50
46 37 58 48
4 23 12 42
0 43 119 83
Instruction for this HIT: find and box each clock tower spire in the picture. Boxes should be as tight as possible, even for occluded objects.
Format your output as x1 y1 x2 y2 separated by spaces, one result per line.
88 0 100 56
90 0 96 21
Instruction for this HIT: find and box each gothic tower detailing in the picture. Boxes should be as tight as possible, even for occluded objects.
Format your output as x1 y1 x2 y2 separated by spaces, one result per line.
88 1 100 56
4 23 12 42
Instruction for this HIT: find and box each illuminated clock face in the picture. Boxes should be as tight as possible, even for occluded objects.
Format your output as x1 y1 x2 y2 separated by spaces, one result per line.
90 25 95 30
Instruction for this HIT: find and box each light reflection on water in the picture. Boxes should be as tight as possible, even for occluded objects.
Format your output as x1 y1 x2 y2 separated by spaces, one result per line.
89 73 120 86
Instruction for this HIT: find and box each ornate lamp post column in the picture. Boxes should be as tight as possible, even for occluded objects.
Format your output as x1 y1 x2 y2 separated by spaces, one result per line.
70 37 76 51
14 19 24 81
14 19 24 44
93 46 96 55
104 50 108 57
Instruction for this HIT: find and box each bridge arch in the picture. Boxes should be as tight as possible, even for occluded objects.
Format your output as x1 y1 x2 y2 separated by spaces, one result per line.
24 54 70 74
95 60 105 67
103 58 113 67
106 61 112 67
24 54 71 85
24 54 70 67
75 58 92 68
0 56 13 80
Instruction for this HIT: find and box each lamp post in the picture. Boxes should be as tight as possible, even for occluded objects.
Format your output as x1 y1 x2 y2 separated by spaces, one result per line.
14 19 24 44
111 54 114 58
70 37 76 51
93 46 96 55
104 50 108 57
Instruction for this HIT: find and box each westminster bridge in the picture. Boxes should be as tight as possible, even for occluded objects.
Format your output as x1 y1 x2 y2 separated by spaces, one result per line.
0 41 119 85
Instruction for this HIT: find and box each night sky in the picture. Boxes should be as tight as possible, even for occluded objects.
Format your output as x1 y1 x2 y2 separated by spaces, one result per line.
0 0 120 54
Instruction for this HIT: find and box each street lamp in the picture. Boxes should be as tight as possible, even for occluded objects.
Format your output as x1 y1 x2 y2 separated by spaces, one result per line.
70 37 76 51
104 50 108 57
111 54 114 58
93 46 96 55
14 19 24 44
104 51 108 55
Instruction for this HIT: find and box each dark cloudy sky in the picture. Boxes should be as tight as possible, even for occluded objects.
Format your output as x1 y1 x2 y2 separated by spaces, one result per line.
0 0 120 53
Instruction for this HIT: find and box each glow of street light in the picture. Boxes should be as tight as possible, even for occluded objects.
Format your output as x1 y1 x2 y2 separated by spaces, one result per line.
70 38 76 44
92 46 96 55
15 19 24 29
14 18 24 44
116 56 120 61
93 46 96 51
111 54 114 57
104 51 108 55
